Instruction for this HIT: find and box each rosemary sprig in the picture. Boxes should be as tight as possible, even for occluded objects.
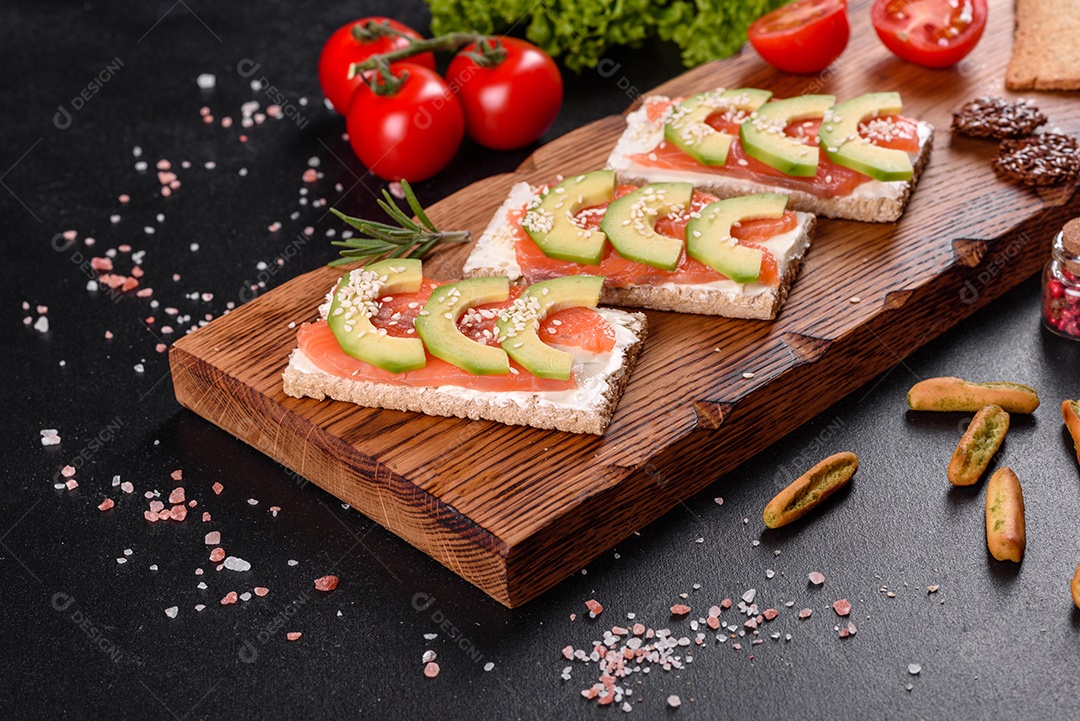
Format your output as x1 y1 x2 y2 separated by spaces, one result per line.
328 180 470 267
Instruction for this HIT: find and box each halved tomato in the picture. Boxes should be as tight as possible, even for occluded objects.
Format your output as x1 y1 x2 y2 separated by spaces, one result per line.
748 0 850 74
870 0 988 68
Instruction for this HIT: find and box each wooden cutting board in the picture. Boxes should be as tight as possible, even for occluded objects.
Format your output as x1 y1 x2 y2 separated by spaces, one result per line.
170 0 1080 607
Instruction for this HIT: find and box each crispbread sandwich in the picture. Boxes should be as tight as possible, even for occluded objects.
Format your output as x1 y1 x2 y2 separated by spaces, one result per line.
606 89 933 223
463 171 814 320
282 259 647 435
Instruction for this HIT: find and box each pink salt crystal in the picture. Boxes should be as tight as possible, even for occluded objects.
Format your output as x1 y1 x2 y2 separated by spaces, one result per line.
423 662 440 678
168 487 185 504
562 645 574 660
143 510 158 523
212 482 223 495
585 599 603 616
98 498 114 511
156 159 170 170
799 608 813 619
62 230 77 241
833 599 852 617
90 257 113 271
169 506 187 521
220 591 238 605
202 512 211 522
670 604 691 616
286 632 302 641
149 500 165 513
721 598 732 609
155 343 167 353
254 587 269 597
104 331 114 340
302 168 318 183
808 572 826 586
170 469 183 481
60 465 76 478
763 608 779 621
118 194 130 204
204 531 221 545
65 479 78 490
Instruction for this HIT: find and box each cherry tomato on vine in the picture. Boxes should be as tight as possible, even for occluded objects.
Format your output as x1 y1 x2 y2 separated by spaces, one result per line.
747 0 850 74
871 0 988 68
346 63 464 182
318 17 436 115
446 37 563 151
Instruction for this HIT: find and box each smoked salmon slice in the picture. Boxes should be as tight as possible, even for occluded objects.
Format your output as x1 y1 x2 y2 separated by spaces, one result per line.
298 280 617 391
513 185 788 288
629 111 921 199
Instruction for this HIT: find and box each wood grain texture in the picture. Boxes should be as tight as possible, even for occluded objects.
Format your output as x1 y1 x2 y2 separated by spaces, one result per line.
170 0 1080 607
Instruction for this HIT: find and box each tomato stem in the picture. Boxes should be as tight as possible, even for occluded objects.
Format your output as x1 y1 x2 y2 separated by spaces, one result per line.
350 19 411 43
348 31 497 80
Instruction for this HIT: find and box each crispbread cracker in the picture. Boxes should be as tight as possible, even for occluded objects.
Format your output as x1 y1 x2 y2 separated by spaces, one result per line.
1006 0 1080 91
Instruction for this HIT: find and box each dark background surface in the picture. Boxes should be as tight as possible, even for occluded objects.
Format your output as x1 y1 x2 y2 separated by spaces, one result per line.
3 1 1080 719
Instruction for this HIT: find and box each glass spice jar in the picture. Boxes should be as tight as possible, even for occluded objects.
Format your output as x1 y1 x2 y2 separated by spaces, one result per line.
1043 218 1080 340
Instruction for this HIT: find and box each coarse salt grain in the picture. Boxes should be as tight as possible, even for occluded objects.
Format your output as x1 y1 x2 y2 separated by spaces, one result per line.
287 632 302 641
808 571 825 585
254 587 269 597
224 556 251 572
196 73 216 89
205 531 221 545
314 575 339 592
164 606 178 618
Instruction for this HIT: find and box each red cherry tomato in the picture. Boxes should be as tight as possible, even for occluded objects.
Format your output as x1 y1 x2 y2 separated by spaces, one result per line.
318 17 436 115
446 37 563 151
747 0 850 74
871 0 988 68
346 64 464 182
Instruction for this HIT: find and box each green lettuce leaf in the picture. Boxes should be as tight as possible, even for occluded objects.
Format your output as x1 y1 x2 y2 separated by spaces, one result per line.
427 0 787 71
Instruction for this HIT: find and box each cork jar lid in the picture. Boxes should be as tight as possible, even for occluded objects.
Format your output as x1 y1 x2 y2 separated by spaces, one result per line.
1063 218 1080 276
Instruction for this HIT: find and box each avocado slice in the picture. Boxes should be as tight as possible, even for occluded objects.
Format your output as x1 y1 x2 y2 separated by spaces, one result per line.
818 93 914 182
739 95 836 177
496 276 604 381
522 171 616 266
664 88 773 166
326 258 426 373
685 194 789 284
599 182 694 271
414 277 510 376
